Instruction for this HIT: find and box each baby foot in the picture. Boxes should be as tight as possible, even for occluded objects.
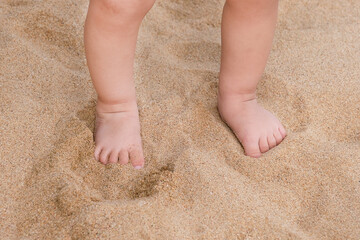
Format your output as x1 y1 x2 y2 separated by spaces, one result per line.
94 100 144 169
218 93 287 158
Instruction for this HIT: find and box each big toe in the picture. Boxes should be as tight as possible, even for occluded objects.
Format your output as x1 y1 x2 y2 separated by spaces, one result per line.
241 138 262 158
129 146 145 169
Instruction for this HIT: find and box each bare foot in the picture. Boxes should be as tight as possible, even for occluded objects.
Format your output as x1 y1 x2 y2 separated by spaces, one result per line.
218 93 287 158
94 100 144 169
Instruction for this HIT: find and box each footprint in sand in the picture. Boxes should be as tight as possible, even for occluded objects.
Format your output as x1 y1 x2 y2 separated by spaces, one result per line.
17 109 177 237
7 0 29 7
16 8 85 71
129 163 175 199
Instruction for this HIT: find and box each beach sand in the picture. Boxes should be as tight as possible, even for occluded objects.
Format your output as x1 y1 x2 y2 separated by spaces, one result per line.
0 0 359 239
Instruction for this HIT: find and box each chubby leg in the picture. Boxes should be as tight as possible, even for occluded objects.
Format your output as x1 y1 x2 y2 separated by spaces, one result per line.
218 0 286 157
84 0 155 168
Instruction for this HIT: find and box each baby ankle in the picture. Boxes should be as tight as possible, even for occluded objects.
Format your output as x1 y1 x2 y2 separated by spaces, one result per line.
96 99 138 113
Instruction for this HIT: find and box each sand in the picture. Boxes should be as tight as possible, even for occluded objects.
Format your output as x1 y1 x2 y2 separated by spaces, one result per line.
0 0 359 239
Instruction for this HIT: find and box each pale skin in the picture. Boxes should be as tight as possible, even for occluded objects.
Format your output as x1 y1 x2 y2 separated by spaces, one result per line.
84 0 287 168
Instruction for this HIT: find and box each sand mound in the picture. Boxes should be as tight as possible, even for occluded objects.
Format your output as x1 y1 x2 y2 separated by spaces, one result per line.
1 0 359 239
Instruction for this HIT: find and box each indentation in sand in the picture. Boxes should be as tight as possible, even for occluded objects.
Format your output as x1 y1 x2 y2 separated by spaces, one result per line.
129 163 175 199
76 99 97 135
19 9 85 70
7 0 29 7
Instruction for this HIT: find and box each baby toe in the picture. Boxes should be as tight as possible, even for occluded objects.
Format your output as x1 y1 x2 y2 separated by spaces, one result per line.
118 150 129 165
242 137 262 158
108 150 119 164
259 135 270 153
129 147 145 169
279 125 287 138
273 129 284 145
99 149 110 165
267 133 277 149
94 146 102 161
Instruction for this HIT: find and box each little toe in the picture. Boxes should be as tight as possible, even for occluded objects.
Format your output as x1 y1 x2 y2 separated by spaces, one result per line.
279 125 287 138
267 134 277 149
108 150 119 164
94 146 102 161
118 150 129 165
242 138 262 158
273 129 284 145
129 147 145 169
99 149 110 165
259 135 270 153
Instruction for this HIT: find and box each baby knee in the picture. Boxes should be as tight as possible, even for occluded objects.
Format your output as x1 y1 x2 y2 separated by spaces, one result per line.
96 0 155 17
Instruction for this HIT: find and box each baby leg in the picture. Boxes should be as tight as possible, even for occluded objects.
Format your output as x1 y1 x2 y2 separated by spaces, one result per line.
84 0 155 167
218 0 287 157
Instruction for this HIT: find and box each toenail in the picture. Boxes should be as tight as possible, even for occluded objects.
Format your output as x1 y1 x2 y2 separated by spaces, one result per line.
134 165 143 170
